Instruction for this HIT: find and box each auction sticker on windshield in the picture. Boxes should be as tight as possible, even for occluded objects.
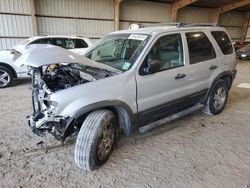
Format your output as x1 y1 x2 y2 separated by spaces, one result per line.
122 62 131 70
128 34 147 41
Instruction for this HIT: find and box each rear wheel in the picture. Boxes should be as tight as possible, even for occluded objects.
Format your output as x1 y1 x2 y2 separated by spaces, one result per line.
202 80 228 115
74 109 117 171
0 66 13 88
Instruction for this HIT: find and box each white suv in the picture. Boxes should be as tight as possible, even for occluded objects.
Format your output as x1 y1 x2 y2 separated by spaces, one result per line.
0 35 92 88
15 23 237 171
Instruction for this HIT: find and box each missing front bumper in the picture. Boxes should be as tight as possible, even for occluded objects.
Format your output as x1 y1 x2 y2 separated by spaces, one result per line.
28 112 75 141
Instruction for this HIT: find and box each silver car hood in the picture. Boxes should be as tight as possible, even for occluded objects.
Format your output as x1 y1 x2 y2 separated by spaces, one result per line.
14 44 121 72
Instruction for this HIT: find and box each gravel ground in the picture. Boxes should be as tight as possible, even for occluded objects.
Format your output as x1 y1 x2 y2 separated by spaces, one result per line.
0 60 250 188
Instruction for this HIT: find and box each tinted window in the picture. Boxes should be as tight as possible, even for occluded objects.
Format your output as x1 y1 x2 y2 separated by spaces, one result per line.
52 38 75 49
186 32 216 64
30 38 53 45
75 39 88 48
52 38 65 48
143 34 183 73
211 31 233 55
64 39 75 49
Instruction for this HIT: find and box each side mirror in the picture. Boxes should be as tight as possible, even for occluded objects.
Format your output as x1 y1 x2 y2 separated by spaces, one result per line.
144 60 161 74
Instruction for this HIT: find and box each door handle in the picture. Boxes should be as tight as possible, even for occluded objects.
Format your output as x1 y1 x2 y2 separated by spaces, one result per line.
175 73 186 79
209 65 218 70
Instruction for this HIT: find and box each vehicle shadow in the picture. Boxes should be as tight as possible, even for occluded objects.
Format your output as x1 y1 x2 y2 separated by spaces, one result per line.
115 111 203 149
20 114 195 157
33 112 202 150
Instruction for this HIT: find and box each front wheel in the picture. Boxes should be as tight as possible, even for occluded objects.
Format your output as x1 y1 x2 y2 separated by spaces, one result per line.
74 109 117 171
0 66 13 88
202 80 228 115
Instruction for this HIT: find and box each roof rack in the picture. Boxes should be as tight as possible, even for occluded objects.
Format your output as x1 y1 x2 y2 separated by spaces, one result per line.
184 23 220 27
139 22 219 28
141 22 184 28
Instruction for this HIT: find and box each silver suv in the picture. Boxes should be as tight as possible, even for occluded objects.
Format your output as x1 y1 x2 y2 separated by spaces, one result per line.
15 23 237 171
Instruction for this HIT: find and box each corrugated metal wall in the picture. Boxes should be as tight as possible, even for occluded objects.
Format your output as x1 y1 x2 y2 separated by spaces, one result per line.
120 1 244 41
178 7 213 23
0 0 248 50
35 0 114 19
178 7 243 41
219 11 244 41
0 0 34 50
0 0 31 14
120 1 171 29
35 0 114 41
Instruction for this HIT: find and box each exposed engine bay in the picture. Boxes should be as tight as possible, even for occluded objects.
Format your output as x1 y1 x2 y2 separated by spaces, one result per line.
28 63 117 141
42 63 111 92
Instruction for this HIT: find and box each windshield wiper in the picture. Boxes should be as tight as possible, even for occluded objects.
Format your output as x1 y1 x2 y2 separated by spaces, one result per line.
99 62 123 74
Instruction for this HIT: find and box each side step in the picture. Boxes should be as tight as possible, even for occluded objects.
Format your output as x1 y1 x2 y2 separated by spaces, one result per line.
139 104 204 133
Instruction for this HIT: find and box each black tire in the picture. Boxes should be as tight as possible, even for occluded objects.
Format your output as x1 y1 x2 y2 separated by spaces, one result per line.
75 109 117 171
202 79 228 115
0 66 13 88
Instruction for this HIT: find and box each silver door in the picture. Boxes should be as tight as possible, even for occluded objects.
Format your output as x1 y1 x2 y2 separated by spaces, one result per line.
183 31 221 91
135 33 192 112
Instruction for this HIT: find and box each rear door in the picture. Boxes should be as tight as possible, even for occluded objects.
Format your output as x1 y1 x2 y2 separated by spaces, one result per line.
183 31 219 91
210 31 235 71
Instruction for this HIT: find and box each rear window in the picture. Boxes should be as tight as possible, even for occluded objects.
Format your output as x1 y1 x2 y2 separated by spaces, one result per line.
186 32 216 64
52 38 75 49
211 31 233 55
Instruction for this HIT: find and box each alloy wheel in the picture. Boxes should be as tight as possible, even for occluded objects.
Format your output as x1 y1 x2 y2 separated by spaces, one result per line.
0 70 10 87
97 123 115 161
213 87 226 110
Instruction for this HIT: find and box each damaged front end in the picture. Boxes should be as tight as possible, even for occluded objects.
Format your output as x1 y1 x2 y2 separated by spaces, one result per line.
15 44 121 141
28 62 116 140
28 62 111 140
28 66 77 140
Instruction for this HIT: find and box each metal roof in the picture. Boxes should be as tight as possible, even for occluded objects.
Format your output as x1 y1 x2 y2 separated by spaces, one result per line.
143 0 250 12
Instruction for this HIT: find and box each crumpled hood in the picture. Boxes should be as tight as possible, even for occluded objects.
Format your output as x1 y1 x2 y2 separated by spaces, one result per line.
14 44 121 72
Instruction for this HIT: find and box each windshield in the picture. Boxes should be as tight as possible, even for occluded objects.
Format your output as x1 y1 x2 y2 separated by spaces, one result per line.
86 33 150 71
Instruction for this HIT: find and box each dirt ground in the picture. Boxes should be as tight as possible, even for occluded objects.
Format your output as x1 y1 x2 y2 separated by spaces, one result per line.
0 60 250 188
